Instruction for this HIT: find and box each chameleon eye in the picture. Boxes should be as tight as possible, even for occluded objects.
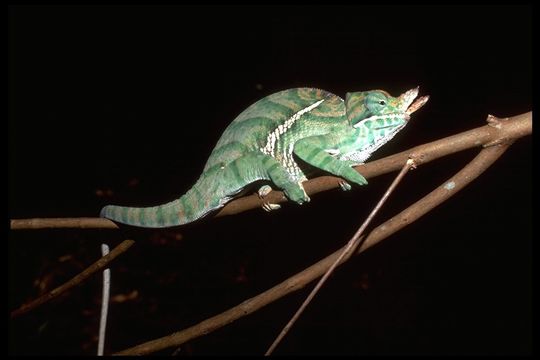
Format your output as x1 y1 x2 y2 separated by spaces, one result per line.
378 100 386 105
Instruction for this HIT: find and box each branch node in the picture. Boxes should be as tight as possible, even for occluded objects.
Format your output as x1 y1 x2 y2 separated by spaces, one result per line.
486 114 504 128
408 152 426 167
484 114 515 147
406 156 418 170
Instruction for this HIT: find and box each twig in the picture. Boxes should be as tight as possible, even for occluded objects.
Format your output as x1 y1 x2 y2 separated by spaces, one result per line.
98 244 111 356
114 139 512 355
265 158 416 355
10 239 135 319
10 217 119 230
9 112 531 231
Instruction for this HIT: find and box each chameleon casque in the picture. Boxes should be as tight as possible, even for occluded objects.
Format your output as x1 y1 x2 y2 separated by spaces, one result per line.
101 87 429 228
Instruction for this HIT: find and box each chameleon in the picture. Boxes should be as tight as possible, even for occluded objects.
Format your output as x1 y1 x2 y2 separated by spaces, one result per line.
100 87 429 228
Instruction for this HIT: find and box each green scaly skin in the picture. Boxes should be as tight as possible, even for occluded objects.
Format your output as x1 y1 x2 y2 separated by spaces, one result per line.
100 87 427 228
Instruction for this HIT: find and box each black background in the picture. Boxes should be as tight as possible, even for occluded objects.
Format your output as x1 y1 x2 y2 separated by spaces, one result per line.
9 5 531 355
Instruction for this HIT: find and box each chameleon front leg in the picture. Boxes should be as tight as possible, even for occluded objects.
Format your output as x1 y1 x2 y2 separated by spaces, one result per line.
294 137 368 187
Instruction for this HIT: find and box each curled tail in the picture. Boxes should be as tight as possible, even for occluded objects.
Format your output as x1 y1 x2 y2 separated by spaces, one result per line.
100 178 226 228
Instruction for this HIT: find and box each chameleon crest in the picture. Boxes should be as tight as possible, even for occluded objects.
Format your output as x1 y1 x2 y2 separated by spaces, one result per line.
101 87 428 227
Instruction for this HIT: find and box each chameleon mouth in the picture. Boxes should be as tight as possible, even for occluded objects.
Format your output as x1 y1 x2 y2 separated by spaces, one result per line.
399 86 430 117
406 94 430 116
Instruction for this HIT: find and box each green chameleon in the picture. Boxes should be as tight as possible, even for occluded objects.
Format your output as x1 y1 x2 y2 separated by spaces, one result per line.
100 87 428 228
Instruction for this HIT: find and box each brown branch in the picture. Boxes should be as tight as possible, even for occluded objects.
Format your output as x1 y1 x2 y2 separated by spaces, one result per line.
10 217 119 230
9 111 531 231
114 125 515 355
265 158 416 355
10 239 135 319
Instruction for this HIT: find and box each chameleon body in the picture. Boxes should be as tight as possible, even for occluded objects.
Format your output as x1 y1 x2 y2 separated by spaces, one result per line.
100 87 428 228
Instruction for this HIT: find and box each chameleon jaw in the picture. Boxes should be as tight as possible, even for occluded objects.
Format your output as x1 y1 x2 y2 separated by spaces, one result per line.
353 112 410 129
406 94 430 116
399 86 430 117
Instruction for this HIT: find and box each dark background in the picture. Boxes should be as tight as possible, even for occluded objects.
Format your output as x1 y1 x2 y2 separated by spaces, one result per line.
9 5 531 355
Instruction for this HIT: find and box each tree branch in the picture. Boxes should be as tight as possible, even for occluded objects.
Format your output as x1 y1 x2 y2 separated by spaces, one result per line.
10 217 120 230
10 239 135 319
9 111 531 231
114 122 517 355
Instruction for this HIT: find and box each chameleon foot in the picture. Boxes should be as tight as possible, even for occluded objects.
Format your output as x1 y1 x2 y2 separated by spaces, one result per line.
340 167 368 186
262 202 281 212
338 180 352 191
283 184 310 205
257 185 273 198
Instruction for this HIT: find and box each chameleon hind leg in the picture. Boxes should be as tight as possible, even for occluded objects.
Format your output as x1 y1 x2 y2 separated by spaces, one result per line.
220 152 309 209
232 152 308 208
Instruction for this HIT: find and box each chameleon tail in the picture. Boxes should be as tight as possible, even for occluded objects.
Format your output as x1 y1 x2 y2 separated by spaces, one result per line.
100 182 224 228
100 152 266 228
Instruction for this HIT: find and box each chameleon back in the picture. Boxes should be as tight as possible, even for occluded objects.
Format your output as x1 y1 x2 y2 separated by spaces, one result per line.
203 88 346 173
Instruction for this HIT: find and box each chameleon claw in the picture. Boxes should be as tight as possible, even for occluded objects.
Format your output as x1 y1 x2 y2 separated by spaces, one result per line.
338 180 352 191
262 202 281 212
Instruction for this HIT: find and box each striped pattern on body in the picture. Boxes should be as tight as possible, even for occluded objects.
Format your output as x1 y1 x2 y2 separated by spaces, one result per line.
100 88 349 228
204 88 345 172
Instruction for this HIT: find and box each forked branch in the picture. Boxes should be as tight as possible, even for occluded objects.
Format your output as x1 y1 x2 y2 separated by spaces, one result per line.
114 112 527 355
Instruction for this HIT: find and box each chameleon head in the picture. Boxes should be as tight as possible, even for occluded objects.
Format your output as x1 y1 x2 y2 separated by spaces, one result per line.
345 86 429 143
337 87 429 164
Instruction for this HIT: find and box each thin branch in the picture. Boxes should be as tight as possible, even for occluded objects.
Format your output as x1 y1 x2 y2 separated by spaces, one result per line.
9 111 531 231
114 133 513 355
97 244 111 356
10 217 119 230
265 158 416 355
10 239 135 319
